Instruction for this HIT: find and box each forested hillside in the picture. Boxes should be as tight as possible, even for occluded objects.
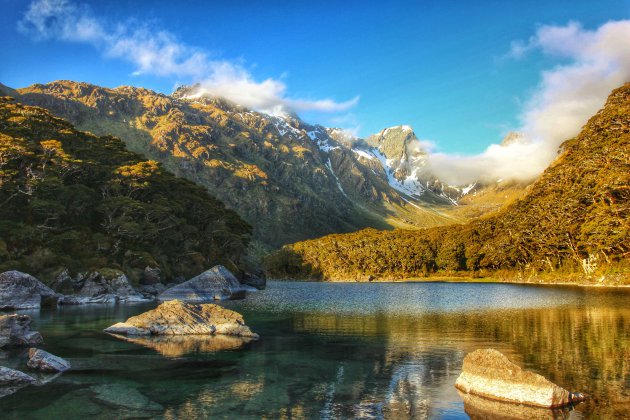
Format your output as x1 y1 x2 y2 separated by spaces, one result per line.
265 84 630 284
0 97 251 284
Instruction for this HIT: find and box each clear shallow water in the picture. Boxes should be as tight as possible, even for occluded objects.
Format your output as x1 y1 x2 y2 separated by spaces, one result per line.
0 281 628 419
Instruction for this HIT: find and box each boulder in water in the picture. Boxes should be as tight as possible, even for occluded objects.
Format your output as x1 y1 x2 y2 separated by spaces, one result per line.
0 314 43 348
56 270 150 305
157 265 246 302
104 299 258 338
0 271 59 309
0 366 36 398
455 349 585 408
27 348 71 372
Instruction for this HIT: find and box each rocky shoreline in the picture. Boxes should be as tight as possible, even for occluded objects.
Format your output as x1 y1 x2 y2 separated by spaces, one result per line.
0 265 265 310
0 265 262 399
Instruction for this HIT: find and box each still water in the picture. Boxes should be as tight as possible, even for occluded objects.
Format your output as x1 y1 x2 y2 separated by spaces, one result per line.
0 281 628 419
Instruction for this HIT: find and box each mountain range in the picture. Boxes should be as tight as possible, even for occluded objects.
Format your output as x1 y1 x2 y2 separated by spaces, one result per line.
265 83 630 283
0 81 528 261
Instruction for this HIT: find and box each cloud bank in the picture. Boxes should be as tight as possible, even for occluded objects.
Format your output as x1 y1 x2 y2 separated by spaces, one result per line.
18 0 358 115
428 20 630 185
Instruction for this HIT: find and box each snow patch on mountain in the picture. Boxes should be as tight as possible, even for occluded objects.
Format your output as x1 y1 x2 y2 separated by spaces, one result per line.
325 158 346 196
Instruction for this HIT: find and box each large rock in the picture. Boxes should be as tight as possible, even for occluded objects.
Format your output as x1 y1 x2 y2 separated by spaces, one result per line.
56 270 150 305
141 266 161 285
455 349 585 408
157 265 246 302
0 366 36 398
0 270 59 309
104 300 258 338
239 270 267 290
27 348 71 372
0 314 43 348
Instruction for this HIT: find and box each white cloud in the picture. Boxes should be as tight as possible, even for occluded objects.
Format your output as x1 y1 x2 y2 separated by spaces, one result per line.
18 0 358 115
429 20 630 185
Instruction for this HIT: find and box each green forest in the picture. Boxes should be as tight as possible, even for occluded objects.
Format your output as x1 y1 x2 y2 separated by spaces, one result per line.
265 84 630 285
0 97 251 284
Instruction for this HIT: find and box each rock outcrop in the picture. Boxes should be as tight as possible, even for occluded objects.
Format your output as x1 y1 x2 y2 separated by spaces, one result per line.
55 270 150 305
0 366 36 397
27 348 71 372
104 300 258 338
157 265 246 302
0 314 43 348
455 349 585 408
0 271 59 309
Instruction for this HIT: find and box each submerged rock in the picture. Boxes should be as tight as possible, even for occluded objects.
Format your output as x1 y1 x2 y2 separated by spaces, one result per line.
455 349 585 408
90 384 163 412
56 270 150 305
0 366 36 398
0 270 59 309
104 300 258 338
157 265 246 302
27 348 71 372
0 314 43 348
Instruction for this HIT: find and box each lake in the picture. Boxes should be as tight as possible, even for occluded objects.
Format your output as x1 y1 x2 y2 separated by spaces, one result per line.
0 281 628 419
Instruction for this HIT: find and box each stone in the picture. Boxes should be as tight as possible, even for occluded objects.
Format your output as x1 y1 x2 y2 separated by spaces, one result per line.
27 348 71 372
157 265 246 302
90 384 163 412
0 314 43 348
56 270 150 305
141 266 161 285
239 270 267 290
104 300 258 338
0 270 59 309
0 366 36 397
59 294 118 305
455 349 585 408
137 283 167 299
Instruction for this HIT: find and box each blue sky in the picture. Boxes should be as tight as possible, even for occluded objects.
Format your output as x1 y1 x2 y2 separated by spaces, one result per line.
2 0 630 155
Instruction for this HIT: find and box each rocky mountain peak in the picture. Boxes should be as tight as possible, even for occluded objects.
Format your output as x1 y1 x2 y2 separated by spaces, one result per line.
500 131 528 147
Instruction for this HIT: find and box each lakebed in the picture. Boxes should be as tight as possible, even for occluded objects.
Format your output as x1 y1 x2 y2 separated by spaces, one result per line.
0 281 628 419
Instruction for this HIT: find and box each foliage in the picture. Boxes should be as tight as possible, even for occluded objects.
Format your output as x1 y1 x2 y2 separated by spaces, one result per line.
0 97 251 284
265 84 630 284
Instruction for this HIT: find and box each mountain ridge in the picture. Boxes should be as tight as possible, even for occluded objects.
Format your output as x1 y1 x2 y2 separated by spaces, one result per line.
3 80 502 258
264 83 630 284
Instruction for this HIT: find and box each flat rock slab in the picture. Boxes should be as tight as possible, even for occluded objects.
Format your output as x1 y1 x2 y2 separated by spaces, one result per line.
455 349 585 408
27 348 71 372
0 314 43 348
104 300 258 338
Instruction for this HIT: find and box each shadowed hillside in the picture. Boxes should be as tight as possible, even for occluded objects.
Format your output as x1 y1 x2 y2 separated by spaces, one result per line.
0 97 251 284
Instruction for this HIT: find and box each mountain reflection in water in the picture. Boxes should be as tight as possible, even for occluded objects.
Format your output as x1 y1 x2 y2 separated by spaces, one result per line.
0 281 627 419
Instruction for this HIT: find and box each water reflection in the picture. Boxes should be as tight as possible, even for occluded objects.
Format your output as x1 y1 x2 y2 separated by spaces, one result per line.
458 391 572 420
0 282 627 419
106 333 254 357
